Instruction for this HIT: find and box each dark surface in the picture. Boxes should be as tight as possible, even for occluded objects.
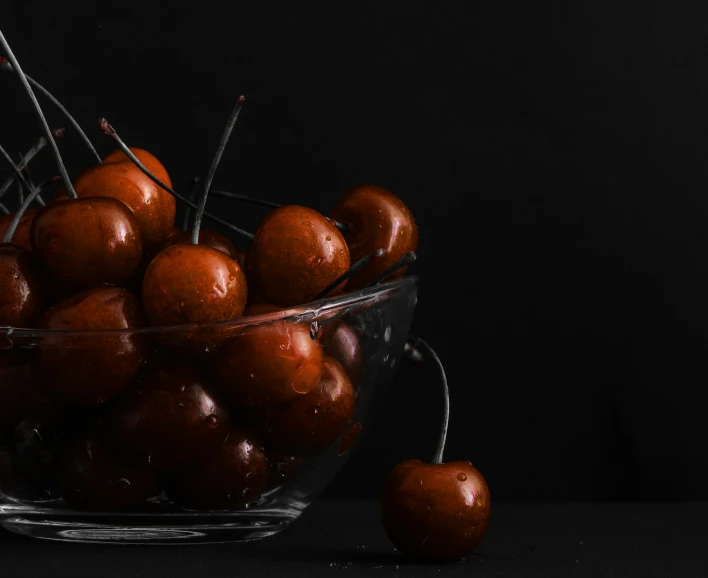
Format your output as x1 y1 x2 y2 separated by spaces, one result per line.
0 500 706 577
3 2 708 500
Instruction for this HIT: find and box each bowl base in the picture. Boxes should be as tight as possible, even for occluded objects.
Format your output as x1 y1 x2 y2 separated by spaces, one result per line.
0 501 302 544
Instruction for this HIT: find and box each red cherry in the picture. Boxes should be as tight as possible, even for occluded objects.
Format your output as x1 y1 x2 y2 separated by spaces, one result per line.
247 205 351 306
0 208 38 252
213 313 324 406
107 363 230 472
381 460 491 562
245 356 355 456
322 322 363 388
331 185 418 290
30 197 143 291
142 244 247 327
166 425 270 510
0 243 45 328
0 351 64 432
73 161 176 251
103 147 173 189
338 421 362 456
58 433 160 511
38 287 147 407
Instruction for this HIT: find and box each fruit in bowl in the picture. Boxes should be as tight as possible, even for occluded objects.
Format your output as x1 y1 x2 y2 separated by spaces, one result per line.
0 28 488 561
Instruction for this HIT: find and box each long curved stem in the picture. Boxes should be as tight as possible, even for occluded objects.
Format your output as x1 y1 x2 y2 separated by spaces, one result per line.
0 201 8 215
0 57 101 164
0 144 35 201
313 249 384 300
410 337 449 465
211 190 281 208
0 131 62 200
182 177 200 231
192 96 245 244
98 118 254 241
0 31 77 198
2 177 57 243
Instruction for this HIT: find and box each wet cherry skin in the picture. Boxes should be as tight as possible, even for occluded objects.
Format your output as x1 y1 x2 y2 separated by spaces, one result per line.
142 244 247 327
166 425 270 510
58 433 160 511
245 356 355 456
72 161 176 251
30 197 143 292
103 147 173 189
247 205 351 306
322 322 364 388
106 363 230 472
381 460 491 562
0 243 45 328
160 229 237 258
0 208 39 252
214 309 324 406
331 185 418 290
38 287 148 407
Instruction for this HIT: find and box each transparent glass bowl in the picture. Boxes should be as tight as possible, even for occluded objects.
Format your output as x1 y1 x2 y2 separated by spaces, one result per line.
0 276 417 544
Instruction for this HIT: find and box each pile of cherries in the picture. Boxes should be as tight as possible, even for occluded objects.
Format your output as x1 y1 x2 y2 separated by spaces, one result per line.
0 29 490 563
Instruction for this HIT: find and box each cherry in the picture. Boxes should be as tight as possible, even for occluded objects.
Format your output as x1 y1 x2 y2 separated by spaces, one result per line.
73 162 175 252
160 229 237 258
213 311 324 406
338 421 362 456
106 363 230 472
0 208 38 251
103 147 173 188
166 425 270 510
266 452 303 488
0 351 63 433
246 205 351 307
322 322 364 388
30 197 143 291
38 287 147 407
331 185 418 290
380 338 491 562
0 243 45 327
142 244 247 326
245 356 355 456
141 98 248 327
58 432 160 511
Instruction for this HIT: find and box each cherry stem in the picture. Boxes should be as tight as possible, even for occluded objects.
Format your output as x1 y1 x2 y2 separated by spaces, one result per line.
0 144 37 203
313 249 385 300
192 96 246 245
0 33 77 199
98 118 254 241
0 58 101 165
0 130 63 200
363 251 417 288
2 176 59 243
408 336 449 465
211 190 281 208
182 177 200 231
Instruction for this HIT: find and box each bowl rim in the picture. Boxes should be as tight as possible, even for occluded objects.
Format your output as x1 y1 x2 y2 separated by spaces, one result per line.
0 276 418 338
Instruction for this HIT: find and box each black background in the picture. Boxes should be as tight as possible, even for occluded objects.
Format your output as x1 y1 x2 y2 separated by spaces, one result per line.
3 1 708 501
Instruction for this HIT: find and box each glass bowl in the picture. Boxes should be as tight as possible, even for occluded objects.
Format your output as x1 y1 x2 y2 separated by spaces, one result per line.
0 276 417 544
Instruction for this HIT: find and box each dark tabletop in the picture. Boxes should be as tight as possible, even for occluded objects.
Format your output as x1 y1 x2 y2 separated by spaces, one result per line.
0 500 706 577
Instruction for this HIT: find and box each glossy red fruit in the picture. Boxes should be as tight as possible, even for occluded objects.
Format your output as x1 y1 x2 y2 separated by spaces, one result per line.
0 208 38 252
338 421 362 456
30 198 143 292
73 161 176 251
58 433 160 511
322 322 363 388
160 229 237 258
103 147 173 189
0 351 63 433
142 244 247 327
166 426 269 510
247 205 350 306
214 314 324 406
381 460 491 562
246 356 355 456
38 287 147 407
0 243 45 328
331 185 418 289
107 363 230 472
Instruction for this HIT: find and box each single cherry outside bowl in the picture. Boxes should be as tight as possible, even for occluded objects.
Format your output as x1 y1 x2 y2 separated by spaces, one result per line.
0 276 417 544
